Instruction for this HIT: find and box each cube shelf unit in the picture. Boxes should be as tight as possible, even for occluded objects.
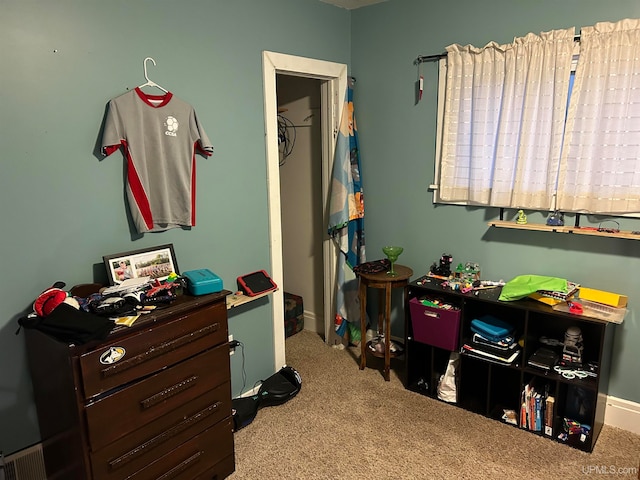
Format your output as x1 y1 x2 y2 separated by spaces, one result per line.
404 276 617 452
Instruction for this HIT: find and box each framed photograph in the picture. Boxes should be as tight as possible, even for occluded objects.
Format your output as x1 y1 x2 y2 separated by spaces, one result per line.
103 244 179 285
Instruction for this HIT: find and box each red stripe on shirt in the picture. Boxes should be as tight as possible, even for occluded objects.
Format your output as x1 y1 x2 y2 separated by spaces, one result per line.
191 143 197 226
103 144 121 156
123 140 154 230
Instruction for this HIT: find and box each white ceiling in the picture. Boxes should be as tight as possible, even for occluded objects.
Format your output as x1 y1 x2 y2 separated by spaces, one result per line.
319 0 388 9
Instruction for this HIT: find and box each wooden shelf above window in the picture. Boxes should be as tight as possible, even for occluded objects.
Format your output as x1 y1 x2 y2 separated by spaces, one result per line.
488 220 640 240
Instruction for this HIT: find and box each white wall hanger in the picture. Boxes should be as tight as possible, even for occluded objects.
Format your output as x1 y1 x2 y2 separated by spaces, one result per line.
138 57 168 93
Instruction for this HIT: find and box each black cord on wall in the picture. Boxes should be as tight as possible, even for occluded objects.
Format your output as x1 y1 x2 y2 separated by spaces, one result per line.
277 114 296 165
231 340 247 395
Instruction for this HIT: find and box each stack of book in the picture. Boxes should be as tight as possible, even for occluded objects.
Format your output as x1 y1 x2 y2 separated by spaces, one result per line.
462 333 520 365
520 382 555 436
462 315 521 365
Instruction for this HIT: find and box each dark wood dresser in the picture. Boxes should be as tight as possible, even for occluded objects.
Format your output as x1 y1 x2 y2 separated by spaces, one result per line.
25 291 235 480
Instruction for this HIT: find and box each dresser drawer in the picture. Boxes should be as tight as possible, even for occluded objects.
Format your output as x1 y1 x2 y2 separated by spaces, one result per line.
126 418 234 480
85 344 230 451
90 381 231 480
80 301 227 399
193 453 235 480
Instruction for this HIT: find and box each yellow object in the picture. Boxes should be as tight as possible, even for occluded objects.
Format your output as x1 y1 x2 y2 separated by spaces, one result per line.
578 287 628 308
516 210 527 225
528 292 562 306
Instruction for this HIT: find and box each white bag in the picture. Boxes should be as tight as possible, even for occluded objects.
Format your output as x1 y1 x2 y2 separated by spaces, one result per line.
437 352 460 403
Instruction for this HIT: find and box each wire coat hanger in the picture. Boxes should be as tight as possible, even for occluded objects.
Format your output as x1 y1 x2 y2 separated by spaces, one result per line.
139 57 168 93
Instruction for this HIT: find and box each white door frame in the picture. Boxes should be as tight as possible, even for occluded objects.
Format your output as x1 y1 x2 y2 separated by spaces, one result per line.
262 51 347 370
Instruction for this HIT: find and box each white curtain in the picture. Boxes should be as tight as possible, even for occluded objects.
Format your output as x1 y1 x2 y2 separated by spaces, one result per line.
438 28 575 208
557 19 640 213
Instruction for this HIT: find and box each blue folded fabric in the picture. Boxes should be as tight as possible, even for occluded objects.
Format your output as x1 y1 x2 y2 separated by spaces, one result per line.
470 315 514 343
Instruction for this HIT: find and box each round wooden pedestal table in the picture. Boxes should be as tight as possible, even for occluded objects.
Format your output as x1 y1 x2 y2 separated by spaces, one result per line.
357 264 413 381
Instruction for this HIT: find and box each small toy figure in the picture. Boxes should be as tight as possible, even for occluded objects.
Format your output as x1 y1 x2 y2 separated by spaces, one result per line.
430 253 453 277
562 326 583 366
516 210 527 225
546 210 564 226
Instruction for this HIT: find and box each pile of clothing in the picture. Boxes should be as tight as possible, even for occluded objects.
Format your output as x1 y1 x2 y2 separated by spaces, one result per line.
17 276 184 344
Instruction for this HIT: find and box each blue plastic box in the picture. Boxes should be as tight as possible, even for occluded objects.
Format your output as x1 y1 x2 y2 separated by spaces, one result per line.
183 269 223 295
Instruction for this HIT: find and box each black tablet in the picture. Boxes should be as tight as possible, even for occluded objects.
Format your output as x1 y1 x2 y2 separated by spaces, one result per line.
237 270 277 297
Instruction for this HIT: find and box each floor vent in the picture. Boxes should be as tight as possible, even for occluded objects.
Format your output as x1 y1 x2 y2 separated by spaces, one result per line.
2 444 46 480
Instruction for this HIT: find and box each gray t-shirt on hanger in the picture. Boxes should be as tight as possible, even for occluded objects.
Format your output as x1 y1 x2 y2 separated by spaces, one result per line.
101 88 214 233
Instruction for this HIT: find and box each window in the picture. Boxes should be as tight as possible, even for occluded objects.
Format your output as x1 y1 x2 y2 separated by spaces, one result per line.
433 19 640 215
557 19 640 213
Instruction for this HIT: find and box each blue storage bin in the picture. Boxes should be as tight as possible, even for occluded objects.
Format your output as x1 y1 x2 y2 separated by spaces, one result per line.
183 269 223 295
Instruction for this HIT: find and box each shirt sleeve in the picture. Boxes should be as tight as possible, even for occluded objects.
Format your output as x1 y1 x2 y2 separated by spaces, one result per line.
191 110 214 157
101 99 124 156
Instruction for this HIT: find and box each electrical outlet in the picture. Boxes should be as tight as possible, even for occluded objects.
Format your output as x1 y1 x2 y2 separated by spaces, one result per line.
229 334 235 356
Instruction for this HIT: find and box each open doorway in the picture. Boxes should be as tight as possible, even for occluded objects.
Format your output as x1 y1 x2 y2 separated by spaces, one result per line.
276 75 324 338
262 51 348 370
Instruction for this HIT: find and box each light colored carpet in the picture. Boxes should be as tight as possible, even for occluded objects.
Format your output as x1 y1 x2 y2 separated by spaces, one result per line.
229 329 640 480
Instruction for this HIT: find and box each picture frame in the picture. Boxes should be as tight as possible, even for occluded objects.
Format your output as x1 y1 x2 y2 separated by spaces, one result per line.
103 244 179 285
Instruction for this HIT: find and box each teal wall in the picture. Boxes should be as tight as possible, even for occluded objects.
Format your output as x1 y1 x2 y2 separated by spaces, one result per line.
0 0 350 454
2 0 640 457
351 0 640 403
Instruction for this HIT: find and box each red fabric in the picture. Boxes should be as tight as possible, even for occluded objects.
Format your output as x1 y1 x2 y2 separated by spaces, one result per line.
191 144 197 226
123 140 154 230
34 289 67 317
134 87 172 108
103 144 120 156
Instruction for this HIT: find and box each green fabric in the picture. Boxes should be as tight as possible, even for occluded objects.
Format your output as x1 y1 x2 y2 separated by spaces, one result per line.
498 275 568 301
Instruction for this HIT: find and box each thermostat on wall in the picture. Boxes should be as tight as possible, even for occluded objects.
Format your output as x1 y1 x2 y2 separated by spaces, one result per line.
237 270 277 297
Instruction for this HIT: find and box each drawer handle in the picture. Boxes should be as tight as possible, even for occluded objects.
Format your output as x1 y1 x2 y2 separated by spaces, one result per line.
157 451 203 480
109 401 222 470
101 323 219 378
423 311 440 318
141 375 199 410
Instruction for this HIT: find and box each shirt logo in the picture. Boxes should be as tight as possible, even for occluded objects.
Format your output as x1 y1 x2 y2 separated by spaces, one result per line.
164 116 179 136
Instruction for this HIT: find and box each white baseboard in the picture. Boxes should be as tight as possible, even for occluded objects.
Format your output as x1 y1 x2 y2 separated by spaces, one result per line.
605 395 640 435
303 310 321 334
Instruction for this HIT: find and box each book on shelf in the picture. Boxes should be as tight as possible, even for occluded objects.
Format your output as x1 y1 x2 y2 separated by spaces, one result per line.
544 395 555 436
534 394 542 431
520 383 532 429
462 343 521 365
520 401 527 428
520 382 552 432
